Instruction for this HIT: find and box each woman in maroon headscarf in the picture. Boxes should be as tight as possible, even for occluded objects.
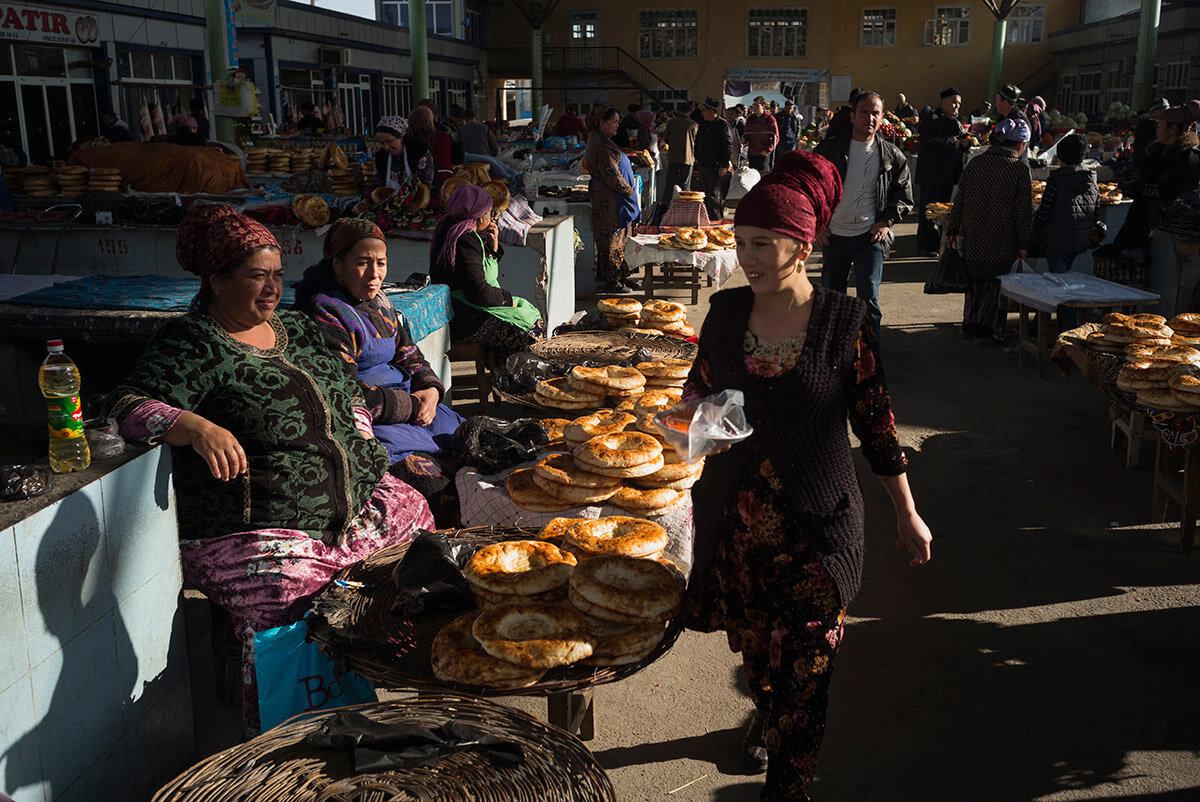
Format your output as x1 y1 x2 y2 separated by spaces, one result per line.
429 183 543 351
107 204 433 733
683 151 932 801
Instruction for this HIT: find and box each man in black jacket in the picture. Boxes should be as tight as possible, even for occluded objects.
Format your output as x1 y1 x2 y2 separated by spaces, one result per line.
695 97 738 221
916 87 971 254
814 91 913 343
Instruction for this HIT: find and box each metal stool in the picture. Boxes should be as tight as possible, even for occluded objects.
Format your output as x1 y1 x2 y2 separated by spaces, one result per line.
446 342 494 412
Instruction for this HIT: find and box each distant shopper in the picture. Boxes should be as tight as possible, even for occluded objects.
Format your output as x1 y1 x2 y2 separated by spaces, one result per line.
101 111 133 143
614 103 642 149
895 93 918 124
586 105 641 293
743 97 778 172
459 108 517 179
825 89 862 139
775 100 801 154
1033 133 1100 275
915 88 970 254
662 104 699 201
1133 98 1170 171
297 101 323 135
695 97 738 222
189 97 210 141
555 108 588 140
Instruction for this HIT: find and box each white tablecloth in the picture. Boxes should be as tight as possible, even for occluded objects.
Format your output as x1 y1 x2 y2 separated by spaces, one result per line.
998 271 1160 313
625 235 739 288
456 458 695 574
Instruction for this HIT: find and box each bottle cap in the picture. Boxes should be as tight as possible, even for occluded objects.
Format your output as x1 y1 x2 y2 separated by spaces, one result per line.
46 339 64 352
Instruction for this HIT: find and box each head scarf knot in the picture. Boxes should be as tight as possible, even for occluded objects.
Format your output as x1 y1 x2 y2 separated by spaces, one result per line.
432 184 495 270
176 203 278 278
733 150 843 244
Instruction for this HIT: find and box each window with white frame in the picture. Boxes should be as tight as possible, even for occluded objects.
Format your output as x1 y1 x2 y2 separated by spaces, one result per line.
381 0 454 37
639 10 698 59
1159 61 1190 91
1075 69 1103 112
748 8 807 58
448 79 469 112
571 10 598 41
924 6 970 47
381 76 412 117
1005 3 1044 45
861 8 897 48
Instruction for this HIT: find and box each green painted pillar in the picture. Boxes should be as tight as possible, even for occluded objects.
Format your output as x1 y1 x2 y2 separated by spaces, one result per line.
411 0 429 103
987 18 1007 104
531 28 543 121
204 0 238 142
1131 0 1162 112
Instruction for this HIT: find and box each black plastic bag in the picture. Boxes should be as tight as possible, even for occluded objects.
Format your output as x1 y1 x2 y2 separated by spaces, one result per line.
923 244 970 294
388 529 478 619
306 711 524 771
454 415 549 474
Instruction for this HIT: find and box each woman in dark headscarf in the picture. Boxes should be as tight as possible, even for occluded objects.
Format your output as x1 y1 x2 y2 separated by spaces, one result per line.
107 204 433 733
429 183 543 351
684 150 932 801
294 218 464 519
585 105 641 294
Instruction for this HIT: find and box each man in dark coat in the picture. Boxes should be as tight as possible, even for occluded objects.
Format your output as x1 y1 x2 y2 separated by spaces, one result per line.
1133 98 1170 172
695 97 738 222
814 91 913 343
916 88 971 254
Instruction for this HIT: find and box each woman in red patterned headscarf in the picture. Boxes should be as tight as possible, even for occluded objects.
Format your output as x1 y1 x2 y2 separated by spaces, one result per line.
108 203 433 735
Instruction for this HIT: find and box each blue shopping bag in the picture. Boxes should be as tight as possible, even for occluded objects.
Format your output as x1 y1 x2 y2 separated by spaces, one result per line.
254 617 376 730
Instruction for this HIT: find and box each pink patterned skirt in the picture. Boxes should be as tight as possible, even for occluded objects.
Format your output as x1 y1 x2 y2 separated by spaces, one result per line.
180 472 434 732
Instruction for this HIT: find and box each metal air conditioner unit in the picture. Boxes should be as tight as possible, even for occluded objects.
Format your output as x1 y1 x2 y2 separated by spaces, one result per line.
319 47 351 66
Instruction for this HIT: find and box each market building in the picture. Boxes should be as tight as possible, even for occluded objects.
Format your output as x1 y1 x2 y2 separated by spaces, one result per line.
0 0 487 164
483 1 1078 122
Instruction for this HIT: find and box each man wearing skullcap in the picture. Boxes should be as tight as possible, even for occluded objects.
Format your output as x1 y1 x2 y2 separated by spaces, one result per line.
685 148 932 799
695 97 738 221
916 88 971 254
814 90 913 344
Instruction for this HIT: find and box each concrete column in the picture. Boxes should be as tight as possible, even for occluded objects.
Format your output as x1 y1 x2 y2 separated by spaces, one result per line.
1131 0 1162 112
411 0 429 103
204 0 238 142
531 28 543 120
987 18 1007 104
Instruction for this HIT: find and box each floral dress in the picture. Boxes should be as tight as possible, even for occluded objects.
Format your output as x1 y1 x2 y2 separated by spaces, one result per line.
684 323 906 802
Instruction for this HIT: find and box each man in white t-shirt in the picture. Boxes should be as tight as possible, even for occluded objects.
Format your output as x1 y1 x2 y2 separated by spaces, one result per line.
813 91 913 344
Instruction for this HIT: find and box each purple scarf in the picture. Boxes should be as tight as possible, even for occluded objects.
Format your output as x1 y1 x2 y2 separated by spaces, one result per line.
432 183 493 270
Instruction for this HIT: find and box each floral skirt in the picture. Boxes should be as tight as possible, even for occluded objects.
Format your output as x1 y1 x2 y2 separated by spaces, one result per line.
686 457 845 801
181 472 434 732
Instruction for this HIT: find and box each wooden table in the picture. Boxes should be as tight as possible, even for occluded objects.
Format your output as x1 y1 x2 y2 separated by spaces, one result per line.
1153 440 1200 553
999 271 1160 379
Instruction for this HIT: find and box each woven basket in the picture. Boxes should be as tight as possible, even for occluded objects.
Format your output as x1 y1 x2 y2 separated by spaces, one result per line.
306 527 684 697
529 331 696 365
153 694 615 801
1093 254 1148 284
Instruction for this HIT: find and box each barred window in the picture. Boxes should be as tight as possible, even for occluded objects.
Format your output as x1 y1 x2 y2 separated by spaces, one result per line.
639 10 698 59
382 77 412 118
1005 3 1044 45
924 6 970 47
748 8 807 58
861 8 897 48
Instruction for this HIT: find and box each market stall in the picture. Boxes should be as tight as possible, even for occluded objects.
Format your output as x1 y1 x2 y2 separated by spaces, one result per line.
624 228 739 304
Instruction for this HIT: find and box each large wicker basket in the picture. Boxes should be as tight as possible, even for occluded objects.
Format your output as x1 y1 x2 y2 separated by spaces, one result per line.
306 527 685 698
153 695 615 801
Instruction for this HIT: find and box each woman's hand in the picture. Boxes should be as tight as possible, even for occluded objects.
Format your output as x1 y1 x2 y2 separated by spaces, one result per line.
482 220 499 252
896 510 933 566
163 411 247 481
411 388 439 427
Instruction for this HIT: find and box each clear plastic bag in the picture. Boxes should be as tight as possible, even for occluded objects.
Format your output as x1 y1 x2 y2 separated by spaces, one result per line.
653 389 754 463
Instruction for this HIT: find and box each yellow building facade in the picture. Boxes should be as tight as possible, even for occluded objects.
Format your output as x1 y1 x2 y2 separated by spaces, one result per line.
485 1 1080 121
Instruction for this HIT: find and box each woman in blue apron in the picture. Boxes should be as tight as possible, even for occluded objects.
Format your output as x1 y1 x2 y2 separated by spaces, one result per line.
294 219 463 522
429 183 544 352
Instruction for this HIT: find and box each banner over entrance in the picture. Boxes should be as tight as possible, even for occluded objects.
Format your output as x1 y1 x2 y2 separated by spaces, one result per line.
726 67 830 83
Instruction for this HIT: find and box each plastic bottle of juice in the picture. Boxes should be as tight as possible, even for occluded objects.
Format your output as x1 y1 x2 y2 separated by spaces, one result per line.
38 339 91 473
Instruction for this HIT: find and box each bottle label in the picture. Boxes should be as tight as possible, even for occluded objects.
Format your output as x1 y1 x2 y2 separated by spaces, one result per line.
46 395 85 439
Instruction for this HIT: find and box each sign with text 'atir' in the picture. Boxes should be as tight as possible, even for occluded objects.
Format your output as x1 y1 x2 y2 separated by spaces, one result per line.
0 2 100 46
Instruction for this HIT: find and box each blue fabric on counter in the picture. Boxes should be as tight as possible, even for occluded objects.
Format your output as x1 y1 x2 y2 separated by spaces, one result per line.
6 275 451 343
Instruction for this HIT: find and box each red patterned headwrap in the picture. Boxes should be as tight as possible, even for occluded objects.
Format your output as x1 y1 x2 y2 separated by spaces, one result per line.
733 150 843 243
324 218 385 260
176 203 279 278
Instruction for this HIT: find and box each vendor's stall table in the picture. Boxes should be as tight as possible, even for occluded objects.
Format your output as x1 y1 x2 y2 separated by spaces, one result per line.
998 271 1160 378
152 695 615 802
624 235 737 304
304 529 685 740
1153 441 1200 553
534 197 594 296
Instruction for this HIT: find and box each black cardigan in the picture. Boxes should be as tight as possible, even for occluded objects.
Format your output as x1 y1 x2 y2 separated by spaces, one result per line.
688 285 882 609
429 227 511 308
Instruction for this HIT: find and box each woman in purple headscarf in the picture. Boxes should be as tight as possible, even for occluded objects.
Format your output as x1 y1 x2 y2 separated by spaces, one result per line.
429 183 544 351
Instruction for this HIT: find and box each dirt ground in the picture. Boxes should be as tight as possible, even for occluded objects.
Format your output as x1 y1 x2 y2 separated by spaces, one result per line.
185 221 1200 801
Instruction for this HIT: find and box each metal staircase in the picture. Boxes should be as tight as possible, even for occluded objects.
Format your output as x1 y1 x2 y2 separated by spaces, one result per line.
488 46 682 106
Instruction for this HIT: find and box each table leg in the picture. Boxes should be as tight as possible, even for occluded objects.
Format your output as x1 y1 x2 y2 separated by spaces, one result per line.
1153 440 1171 523
1126 411 1148 470
1017 305 1029 367
1183 448 1200 553
646 264 657 299
1036 310 1050 380
547 689 595 740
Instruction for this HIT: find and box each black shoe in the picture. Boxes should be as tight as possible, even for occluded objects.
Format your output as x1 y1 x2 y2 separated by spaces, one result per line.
597 281 632 295
960 324 976 339
622 278 643 291
740 708 770 774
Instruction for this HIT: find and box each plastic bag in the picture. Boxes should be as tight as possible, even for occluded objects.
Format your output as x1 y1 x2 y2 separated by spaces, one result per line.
653 389 754 463
1011 258 1036 274
306 711 524 771
726 165 761 201
454 415 550 474
254 618 377 731
389 529 477 619
923 242 970 294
